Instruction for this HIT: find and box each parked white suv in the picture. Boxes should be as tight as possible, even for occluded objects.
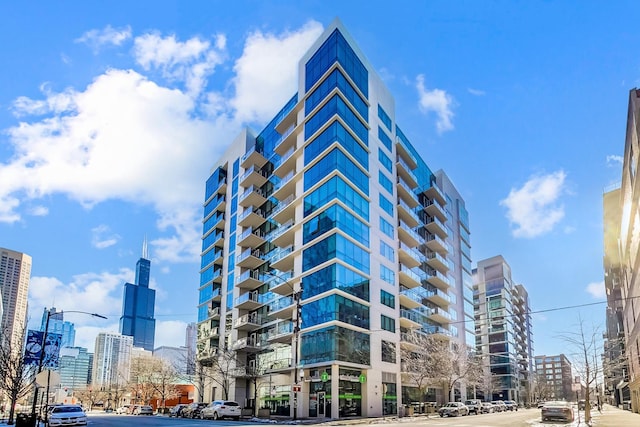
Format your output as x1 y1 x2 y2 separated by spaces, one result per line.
200 400 241 420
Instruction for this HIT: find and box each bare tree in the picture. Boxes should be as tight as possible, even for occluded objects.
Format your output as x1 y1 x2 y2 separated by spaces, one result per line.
148 360 181 410
0 322 35 425
557 315 603 424
199 347 239 401
129 355 161 405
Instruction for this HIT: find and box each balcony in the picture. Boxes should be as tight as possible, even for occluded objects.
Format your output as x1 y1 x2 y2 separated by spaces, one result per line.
274 122 298 156
423 184 446 206
268 245 295 272
211 268 223 284
267 295 295 319
396 157 418 188
236 269 262 290
396 136 418 170
231 334 264 352
399 264 422 289
238 226 266 248
424 326 453 339
428 307 452 324
398 241 422 269
239 185 267 208
424 199 446 222
398 220 422 247
426 251 450 273
399 285 424 310
241 145 268 169
235 291 264 310
268 220 295 248
211 287 222 302
427 269 451 290
425 234 447 254
273 146 296 177
272 170 297 201
400 308 422 329
271 194 297 223
425 215 448 239
397 198 420 228
237 248 266 269
234 313 263 331
265 270 296 295
238 206 267 228
240 165 269 188
267 320 294 343
208 306 220 319
397 177 420 208
425 287 450 307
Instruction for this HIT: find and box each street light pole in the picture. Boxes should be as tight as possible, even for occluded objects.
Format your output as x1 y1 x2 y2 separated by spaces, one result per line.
30 310 107 426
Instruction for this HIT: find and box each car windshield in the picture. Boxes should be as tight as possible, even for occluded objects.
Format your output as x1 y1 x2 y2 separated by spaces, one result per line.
52 406 83 413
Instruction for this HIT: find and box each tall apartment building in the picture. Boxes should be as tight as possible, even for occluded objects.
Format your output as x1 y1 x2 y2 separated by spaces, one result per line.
41 307 76 348
0 247 32 348
197 19 470 418
473 255 533 403
59 347 93 390
92 332 133 387
185 322 197 375
120 240 156 351
534 354 573 401
609 88 640 412
603 186 630 406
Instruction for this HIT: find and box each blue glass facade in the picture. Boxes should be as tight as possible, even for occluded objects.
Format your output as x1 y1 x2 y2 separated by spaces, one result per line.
120 256 156 351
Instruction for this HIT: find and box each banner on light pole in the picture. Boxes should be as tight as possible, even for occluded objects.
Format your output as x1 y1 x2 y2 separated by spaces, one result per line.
23 330 62 368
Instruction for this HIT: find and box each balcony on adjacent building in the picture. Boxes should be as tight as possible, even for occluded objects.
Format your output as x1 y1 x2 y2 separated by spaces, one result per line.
426 250 450 273
399 308 422 329
398 220 422 247
396 156 418 188
237 248 266 269
399 285 425 309
272 170 297 201
271 194 297 223
211 287 222 302
241 145 268 169
268 245 295 272
425 215 448 239
234 291 264 310
238 206 267 228
236 269 262 290
424 198 446 222
267 295 295 320
274 122 298 156
423 183 446 206
273 146 296 177
399 263 423 289
238 226 266 248
231 334 264 352
398 241 424 269
234 312 263 331
239 185 267 208
427 306 452 324
397 198 420 228
425 287 451 307
265 270 296 295
208 306 220 319
240 165 269 188
427 268 450 290
425 233 447 254
267 320 294 343
396 136 418 170
268 219 296 248
397 176 420 208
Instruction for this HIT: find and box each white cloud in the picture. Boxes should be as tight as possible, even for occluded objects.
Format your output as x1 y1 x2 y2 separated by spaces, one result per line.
133 33 226 96
91 224 121 249
468 88 485 96
154 320 189 348
607 154 623 167
230 21 323 124
415 74 455 134
586 281 606 299
75 25 132 53
28 205 49 216
500 170 567 238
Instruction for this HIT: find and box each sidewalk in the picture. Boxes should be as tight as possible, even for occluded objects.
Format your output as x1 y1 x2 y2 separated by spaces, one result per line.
590 404 639 427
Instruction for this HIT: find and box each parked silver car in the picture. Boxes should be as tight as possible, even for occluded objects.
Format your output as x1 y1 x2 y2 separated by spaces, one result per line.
438 402 469 417
200 400 241 420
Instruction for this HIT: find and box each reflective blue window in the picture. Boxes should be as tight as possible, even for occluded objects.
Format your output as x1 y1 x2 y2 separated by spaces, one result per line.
380 217 393 237
305 121 368 168
380 240 394 261
231 195 238 216
306 68 368 120
300 326 370 365
303 204 369 246
203 194 225 219
303 233 370 274
227 272 234 291
302 263 370 301
378 105 392 130
229 215 237 235
378 171 393 195
202 229 223 252
233 158 239 177
380 265 395 285
205 167 226 202
304 148 368 194
381 314 395 332
305 95 368 145
227 252 235 272
380 290 395 308
304 176 369 221
229 233 236 250
305 29 368 97
199 284 212 304
232 177 238 196
379 194 393 217
378 148 392 173
378 126 392 152
198 304 209 322
301 294 369 329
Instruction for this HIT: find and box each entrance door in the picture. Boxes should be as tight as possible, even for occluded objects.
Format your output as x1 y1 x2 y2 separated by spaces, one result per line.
318 392 326 417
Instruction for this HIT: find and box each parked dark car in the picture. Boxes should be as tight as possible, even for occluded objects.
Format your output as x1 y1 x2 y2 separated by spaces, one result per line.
169 404 188 417
463 399 481 415
504 400 518 411
541 401 574 422
180 402 207 418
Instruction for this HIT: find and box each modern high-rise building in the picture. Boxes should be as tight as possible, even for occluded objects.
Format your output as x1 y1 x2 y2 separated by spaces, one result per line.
40 307 76 348
197 19 470 419
603 185 630 406
92 332 133 387
185 322 197 375
59 346 93 390
0 247 32 348
120 239 156 351
607 88 640 413
534 354 573 401
473 255 533 403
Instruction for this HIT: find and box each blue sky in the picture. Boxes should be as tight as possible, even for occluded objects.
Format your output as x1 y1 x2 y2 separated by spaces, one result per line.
0 1 634 357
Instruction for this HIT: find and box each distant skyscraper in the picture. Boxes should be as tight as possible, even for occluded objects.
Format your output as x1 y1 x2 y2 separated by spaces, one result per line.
59 347 93 390
154 346 188 374
0 247 32 348
185 322 197 375
92 332 132 387
119 239 156 351
41 307 76 348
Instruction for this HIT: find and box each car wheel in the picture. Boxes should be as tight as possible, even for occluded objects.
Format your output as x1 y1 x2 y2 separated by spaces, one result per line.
439 414 444 417
200 412 205 419
213 412 219 420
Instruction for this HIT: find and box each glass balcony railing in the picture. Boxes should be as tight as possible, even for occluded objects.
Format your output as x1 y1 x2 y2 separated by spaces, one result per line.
270 194 295 218
264 219 293 243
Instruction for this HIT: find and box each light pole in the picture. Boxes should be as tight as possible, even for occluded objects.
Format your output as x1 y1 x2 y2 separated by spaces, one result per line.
30 310 107 426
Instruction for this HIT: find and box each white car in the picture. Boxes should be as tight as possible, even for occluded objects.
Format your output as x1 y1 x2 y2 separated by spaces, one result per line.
438 402 469 417
133 405 153 415
47 405 87 426
200 400 241 420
